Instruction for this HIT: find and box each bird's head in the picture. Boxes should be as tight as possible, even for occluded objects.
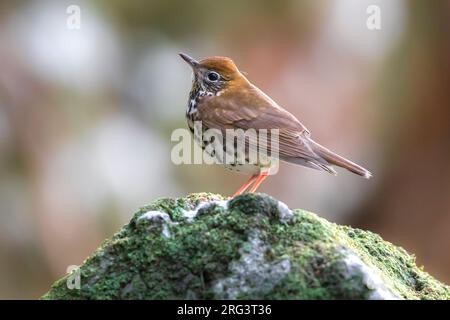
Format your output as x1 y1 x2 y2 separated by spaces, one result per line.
179 53 246 95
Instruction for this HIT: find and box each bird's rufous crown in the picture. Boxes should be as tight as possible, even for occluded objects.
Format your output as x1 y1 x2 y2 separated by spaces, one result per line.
198 56 240 79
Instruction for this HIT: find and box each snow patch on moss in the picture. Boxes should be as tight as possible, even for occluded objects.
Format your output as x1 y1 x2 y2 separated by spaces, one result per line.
182 199 229 222
340 248 400 300
277 200 293 223
213 230 291 299
138 210 172 238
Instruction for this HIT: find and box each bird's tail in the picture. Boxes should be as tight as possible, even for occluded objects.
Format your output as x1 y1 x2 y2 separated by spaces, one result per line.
309 139 372 179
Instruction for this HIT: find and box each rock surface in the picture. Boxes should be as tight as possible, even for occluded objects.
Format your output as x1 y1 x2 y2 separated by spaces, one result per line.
42 193 449 300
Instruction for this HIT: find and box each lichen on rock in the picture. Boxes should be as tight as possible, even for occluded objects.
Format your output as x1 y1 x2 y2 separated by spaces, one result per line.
42 193 450 300
213 230 291 299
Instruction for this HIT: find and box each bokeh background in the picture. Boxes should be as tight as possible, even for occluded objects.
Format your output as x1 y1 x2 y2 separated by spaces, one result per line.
0 0 449 298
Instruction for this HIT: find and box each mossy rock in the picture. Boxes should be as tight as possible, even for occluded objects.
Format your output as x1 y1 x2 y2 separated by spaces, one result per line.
42 193 449 300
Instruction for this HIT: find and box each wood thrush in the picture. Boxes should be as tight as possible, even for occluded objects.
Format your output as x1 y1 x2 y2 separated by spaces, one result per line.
179 53 372 196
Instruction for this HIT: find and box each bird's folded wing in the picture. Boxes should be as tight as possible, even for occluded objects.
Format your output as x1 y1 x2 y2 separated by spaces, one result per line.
196 86 320 161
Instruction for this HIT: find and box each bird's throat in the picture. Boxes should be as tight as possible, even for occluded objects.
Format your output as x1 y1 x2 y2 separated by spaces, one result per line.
186 81 215 130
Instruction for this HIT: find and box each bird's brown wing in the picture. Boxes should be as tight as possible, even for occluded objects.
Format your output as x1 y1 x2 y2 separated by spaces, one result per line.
196 84 324 163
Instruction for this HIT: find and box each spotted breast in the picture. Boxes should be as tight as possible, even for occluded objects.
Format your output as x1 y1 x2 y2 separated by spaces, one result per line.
186 83 266 176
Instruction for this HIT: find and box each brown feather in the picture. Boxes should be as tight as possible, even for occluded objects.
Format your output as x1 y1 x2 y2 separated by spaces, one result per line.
197 81 318 160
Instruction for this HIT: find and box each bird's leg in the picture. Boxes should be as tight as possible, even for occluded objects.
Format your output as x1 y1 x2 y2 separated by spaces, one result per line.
233 174 258 197
248 172 269 193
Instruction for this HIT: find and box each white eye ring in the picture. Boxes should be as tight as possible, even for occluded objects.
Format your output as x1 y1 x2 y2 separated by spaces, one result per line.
207 71 220 82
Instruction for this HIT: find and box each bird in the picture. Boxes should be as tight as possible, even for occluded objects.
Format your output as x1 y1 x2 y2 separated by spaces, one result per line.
179 53 372 196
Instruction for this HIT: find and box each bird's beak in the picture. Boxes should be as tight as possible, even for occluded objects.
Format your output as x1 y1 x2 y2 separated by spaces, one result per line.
179 52 199 69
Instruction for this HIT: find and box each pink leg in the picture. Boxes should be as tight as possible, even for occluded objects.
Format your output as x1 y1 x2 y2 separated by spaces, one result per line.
248 173 269 193
233 175 258 197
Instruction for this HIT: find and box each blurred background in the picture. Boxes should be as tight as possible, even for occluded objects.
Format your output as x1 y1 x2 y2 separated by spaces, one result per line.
0 0 449 298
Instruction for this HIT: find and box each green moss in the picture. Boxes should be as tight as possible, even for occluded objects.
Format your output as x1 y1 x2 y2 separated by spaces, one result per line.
42 193 449 300
340 227 449 300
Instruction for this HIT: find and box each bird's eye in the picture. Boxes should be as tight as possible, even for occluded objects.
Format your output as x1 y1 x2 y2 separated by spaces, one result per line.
207 71 220 82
